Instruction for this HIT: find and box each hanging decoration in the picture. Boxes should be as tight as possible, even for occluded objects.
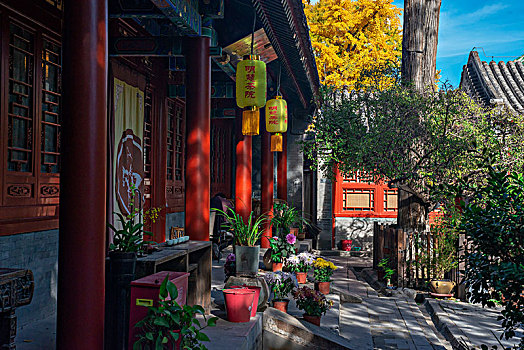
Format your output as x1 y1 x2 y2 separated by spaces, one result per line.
236 12 267 135
266 96 287 152
266 66 287 152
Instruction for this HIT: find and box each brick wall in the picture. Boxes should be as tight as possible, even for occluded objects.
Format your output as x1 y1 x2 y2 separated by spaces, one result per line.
317 173 333 249
0 229 58 327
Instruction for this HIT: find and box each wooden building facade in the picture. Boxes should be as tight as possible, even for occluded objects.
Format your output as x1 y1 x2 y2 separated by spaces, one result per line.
0 0 319 348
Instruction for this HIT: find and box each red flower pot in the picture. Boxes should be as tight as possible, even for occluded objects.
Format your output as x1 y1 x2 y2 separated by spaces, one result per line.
272 299 289 313
315 281 330 295
296 272 307 284
303 314 321 326
272 262 283 272
223 288 255 323
341 239 352 251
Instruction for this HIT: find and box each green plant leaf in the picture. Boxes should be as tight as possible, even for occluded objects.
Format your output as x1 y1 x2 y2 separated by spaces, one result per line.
196 332 210 342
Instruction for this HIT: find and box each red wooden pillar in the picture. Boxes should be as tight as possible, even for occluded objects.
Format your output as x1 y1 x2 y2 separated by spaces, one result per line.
57 1 107 349
277 133 288 201
235 110 252 220
184 36 211 241
261 111 273 248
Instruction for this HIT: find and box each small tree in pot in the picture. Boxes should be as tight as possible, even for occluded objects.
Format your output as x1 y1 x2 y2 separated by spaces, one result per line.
212 207 266 276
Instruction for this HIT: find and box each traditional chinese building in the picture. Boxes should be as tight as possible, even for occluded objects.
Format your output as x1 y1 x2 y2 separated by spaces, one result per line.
460 50 524 113
0 0 319 348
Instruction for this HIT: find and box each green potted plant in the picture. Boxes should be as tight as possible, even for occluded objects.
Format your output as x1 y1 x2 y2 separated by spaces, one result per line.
133 276 218 350
212 207 266 276
377 258 396 288
313 257 337 294
107 184 151 350
268 233 296 271
271 201 304 237
423 208 459 295
264 271 297 313
293 286 333 326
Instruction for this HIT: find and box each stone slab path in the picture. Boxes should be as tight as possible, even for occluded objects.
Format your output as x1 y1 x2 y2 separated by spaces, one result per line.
326 255 452 350
425 298 522 349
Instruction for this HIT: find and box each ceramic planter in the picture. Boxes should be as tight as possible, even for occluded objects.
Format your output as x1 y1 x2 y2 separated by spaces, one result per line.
303 314 321 326
296 272 307 284
107 251 137 350
272 299 289 313
314 281 330 295
235 245 260 276
429 280 456 295
297 231 306 241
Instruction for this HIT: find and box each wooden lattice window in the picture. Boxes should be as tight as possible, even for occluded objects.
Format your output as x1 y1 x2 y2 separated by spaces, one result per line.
166 98 185 211
1 10 62 235
384 189 398 212
167 99 184 182
342 189 375 211
342 170 373 184
210 119 233 198
8 23 35 173
143 88 152 180
41 38 61 174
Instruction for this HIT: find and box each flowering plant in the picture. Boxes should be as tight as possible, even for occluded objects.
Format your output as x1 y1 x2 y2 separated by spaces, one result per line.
264 271 297 301
293 286 333 317
224 253 236 281
286 252 315 273
268 233 296 263
313 258 338 282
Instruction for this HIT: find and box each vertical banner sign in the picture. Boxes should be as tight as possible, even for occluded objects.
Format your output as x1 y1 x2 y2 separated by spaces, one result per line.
113 78 145 217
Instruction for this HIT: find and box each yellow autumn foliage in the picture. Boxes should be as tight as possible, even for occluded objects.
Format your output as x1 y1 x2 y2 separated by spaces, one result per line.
304 0 402 90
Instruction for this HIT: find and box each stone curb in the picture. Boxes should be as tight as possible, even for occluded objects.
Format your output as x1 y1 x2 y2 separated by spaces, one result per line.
360 268 392 296
424 299 469 350
263 307 356 350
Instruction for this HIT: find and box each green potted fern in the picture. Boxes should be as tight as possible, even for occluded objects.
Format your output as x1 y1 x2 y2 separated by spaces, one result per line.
212 207 266 276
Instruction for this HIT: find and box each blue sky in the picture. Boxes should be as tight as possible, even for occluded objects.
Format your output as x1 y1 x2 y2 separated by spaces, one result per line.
393 0 524 87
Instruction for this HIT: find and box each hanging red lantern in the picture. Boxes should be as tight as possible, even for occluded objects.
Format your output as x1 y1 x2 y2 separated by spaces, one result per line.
265 96 287 152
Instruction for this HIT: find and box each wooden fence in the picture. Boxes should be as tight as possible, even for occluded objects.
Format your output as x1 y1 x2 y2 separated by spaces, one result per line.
373 223 464 288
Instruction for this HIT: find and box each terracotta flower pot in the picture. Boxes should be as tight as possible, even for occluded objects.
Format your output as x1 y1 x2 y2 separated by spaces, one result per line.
272 299 289 313
303 314 321 326
272 262 283 272
296 272 307 284
315 281 330 295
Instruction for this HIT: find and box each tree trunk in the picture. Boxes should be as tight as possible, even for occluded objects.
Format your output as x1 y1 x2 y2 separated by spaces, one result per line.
401 0 441 91
398 0 441 231
397 188 428 233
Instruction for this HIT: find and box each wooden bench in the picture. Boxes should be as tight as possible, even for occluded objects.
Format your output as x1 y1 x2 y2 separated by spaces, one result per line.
135 241 211 313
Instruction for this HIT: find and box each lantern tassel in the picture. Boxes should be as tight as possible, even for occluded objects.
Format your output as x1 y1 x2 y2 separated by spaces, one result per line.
242 107 260 136
271 133 283 152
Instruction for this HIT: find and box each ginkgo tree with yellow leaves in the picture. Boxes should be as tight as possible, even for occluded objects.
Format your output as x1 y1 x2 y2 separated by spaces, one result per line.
304 0 402 90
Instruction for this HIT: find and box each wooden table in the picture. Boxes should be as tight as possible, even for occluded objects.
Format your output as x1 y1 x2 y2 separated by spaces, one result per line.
0 268 34 349
135 241 211 313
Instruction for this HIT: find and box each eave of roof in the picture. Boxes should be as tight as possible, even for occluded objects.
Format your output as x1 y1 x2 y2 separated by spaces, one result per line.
460 50 524 113
252 0 319 108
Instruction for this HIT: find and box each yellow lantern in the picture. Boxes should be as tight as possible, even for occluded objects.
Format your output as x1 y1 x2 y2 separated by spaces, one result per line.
236 55 267 109
265 96 287 152
242 107 260 136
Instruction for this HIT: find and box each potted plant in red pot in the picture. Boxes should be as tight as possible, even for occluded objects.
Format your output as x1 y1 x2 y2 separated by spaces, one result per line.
293 286 333 326
133 276 218 350
264 271 297 313
286 252 315 284
268 234 296 271
313 258 338 295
